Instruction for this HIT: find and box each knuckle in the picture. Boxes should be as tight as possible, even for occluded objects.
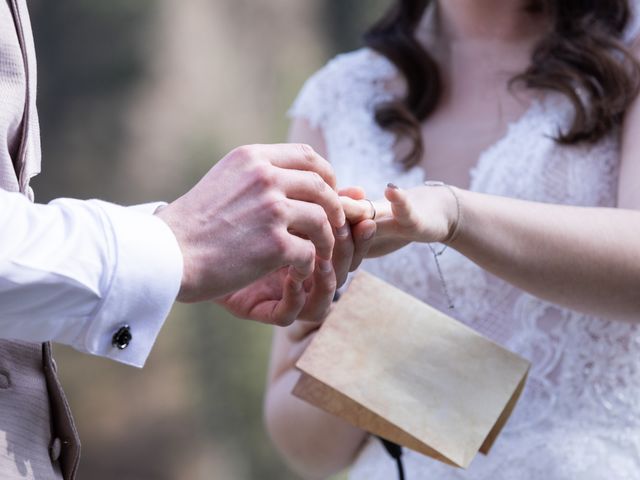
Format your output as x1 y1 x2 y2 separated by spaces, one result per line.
263 196 287 221
263 226 291 268
298 144 336 188
231 144 255 161
323 165 337 188
310 171 326 192
301 244 317 267
298 143 315 162
268 228 290 258
318 209 335 236
311 214 336 249
311 204 330 229
324 230 336 252
328 236 336 253
252 164 275 189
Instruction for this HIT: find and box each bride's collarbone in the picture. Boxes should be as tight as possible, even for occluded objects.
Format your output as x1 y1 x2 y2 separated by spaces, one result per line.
410 89 534 185
414 117 511 187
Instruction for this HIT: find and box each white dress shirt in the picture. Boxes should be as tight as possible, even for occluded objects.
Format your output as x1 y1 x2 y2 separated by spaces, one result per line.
0 188 183 367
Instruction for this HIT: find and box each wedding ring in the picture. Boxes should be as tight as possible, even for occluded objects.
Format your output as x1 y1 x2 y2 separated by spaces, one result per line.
365 199 376 220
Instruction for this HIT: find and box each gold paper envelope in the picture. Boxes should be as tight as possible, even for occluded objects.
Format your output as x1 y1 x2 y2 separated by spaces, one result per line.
293 271 530 469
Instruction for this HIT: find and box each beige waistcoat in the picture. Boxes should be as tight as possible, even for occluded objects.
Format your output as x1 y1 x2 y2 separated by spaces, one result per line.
0 1 80 478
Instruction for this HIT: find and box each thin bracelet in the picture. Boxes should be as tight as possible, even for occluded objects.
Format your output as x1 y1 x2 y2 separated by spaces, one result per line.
423 181 462 309
424 181 462 246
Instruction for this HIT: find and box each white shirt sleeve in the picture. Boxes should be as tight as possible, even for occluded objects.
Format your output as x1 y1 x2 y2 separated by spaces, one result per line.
0 188 183 367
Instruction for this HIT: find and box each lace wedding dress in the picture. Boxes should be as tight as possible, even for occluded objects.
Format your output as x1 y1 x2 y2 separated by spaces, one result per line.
288 13 640 480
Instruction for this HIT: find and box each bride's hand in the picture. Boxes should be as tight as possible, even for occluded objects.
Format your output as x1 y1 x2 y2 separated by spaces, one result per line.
341 183 459 255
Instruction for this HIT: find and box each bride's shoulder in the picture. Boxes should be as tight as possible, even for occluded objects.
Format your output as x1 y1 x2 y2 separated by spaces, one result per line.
320 48 396 81
289 48 397 128
298 48 397 97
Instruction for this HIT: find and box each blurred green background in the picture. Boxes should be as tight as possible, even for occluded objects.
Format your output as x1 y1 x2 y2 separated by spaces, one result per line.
27 0 387 478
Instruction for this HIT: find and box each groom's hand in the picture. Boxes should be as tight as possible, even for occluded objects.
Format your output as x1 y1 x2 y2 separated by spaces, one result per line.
217 188 376 326
218 267 309 326
285 187 375 323
156 144 345 305
293 217 375 322
333 187 377 286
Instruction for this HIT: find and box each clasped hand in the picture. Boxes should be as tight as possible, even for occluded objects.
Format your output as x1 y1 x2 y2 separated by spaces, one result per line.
219 185 377 326
219 181 458 328
157 143 458 328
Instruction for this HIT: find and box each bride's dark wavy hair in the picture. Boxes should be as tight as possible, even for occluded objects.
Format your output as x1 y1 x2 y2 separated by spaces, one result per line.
364 0 640 168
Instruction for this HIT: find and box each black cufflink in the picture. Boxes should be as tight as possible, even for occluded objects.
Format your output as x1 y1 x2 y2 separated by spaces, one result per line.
112 325 132 350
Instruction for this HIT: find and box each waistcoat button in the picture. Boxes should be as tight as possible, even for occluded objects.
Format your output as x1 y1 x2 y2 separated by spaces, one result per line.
49 437 62 462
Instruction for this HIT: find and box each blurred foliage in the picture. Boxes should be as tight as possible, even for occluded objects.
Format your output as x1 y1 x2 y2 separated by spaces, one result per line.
30 0 157 201
323 0 389 51
27 0 389 479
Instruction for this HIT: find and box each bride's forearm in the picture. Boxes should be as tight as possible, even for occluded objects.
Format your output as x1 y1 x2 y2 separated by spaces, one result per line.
264 368 367 479
450 189 640 320
265 327 367 478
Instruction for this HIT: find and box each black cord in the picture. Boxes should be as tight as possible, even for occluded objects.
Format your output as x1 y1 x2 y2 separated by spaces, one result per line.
378 437 406 480
395 456 406 480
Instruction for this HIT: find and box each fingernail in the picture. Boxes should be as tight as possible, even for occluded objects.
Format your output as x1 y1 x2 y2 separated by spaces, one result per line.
319 259 333 273
291 280 303 292
387 183 399 190
336 224 350 238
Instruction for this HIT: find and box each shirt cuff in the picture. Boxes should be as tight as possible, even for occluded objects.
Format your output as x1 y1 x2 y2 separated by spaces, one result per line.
78 200 183 367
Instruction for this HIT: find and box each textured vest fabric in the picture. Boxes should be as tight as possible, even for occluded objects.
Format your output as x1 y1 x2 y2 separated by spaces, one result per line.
0 1 80 478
